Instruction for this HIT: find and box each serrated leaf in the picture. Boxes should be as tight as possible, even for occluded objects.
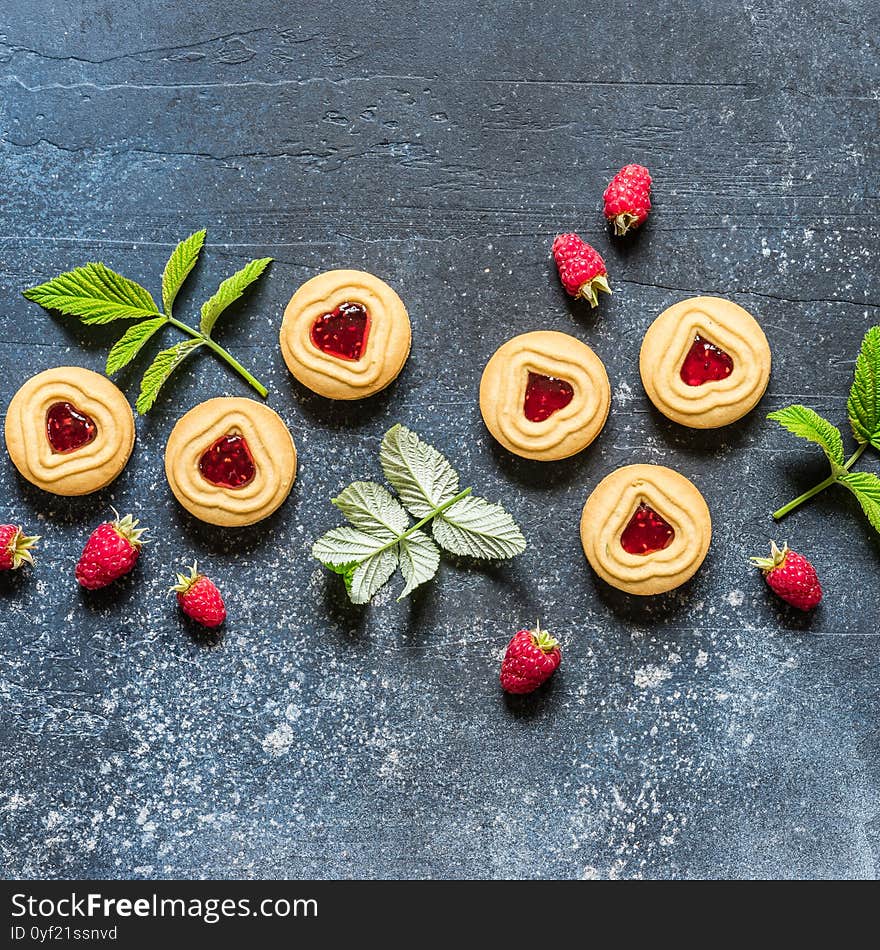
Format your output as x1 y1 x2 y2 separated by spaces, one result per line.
847 325 880 450
312 524 401 605
433 495 527 559
135 338 203 414
767 405 845 466
322 560 359 578
311 525 392 567
347 548 399 605
332 481 409 538
380 424 460 518
839 470 880 534
162 229 206 316
105 316 167 375
315 426 526 603
199 257 272 336
23 262 160 324
398 529 441 599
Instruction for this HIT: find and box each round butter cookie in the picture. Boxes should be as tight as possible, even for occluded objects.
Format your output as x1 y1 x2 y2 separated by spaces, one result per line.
280 269 411 399
5 366 135 496
165 397 296 527
480 330 611 461
640 296 771 428
580 464 711 596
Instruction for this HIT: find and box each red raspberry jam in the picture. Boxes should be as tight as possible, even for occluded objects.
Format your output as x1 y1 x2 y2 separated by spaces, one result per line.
620 502 675 555
45 401 97 454
198 434 256 489
523 372 575 422
680 334 734 386
310 302 370 361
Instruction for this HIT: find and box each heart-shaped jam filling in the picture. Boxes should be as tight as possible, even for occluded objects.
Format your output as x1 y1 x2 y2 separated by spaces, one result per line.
310 301 370 361
680 334 734 387
198 434 256 489
523 372 575 422
620 502 675 555
46 401 98 454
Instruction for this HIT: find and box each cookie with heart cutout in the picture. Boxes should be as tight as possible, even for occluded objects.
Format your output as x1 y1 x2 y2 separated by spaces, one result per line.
280 269 411 399
580 464 712 596
640 296 771 428
480 330 611 461
164 397 297 527
5 366 135 496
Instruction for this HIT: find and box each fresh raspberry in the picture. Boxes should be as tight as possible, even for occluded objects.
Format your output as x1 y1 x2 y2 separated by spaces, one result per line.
552 233 611 307
75 511 146 589
500 623 561 694
603 163 652 236
171 563 226 629
751 541 822 611
0 524 40 571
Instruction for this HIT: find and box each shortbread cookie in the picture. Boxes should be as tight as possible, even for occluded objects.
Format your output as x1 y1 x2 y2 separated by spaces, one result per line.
164 397 296 527
480 330 611 461
5 366 135 495
580 464 711 596
640 296 771 428
280 269 411 399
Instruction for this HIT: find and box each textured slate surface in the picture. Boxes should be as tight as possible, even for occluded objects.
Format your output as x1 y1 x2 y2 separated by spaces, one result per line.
0 1 878 880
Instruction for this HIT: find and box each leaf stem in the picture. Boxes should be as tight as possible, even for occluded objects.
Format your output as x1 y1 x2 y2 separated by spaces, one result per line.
167 316 268 398
373 487 473 555
772 444 867 520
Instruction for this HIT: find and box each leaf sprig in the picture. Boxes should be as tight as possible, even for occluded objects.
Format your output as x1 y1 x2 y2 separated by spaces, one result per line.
23 230 272 413
312 424 527 604
769 325 880 533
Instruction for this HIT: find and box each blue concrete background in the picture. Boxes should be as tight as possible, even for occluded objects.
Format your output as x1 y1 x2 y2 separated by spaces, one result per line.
0 1 878 879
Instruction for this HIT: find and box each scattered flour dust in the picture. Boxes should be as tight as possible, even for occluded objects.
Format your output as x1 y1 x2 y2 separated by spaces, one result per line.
262 722 295 757
633 665 673 689
378 749 402 779
726 589 745 607
614 380 634 406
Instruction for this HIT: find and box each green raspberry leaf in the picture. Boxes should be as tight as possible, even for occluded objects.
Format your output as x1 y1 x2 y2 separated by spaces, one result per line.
20 238 268 403
105 316 168 375
136 338 203 414
347 548 399 605
847 325 880 450
332 481 409 538
313 425 526 604
767 405 845 466
162 229 206 316
199 257 272 337
23 262 160 324
839 470 880 534
380 424 460 518
432 494 527 559
398 529 441 599
312 525 391 568
312 526 399 604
